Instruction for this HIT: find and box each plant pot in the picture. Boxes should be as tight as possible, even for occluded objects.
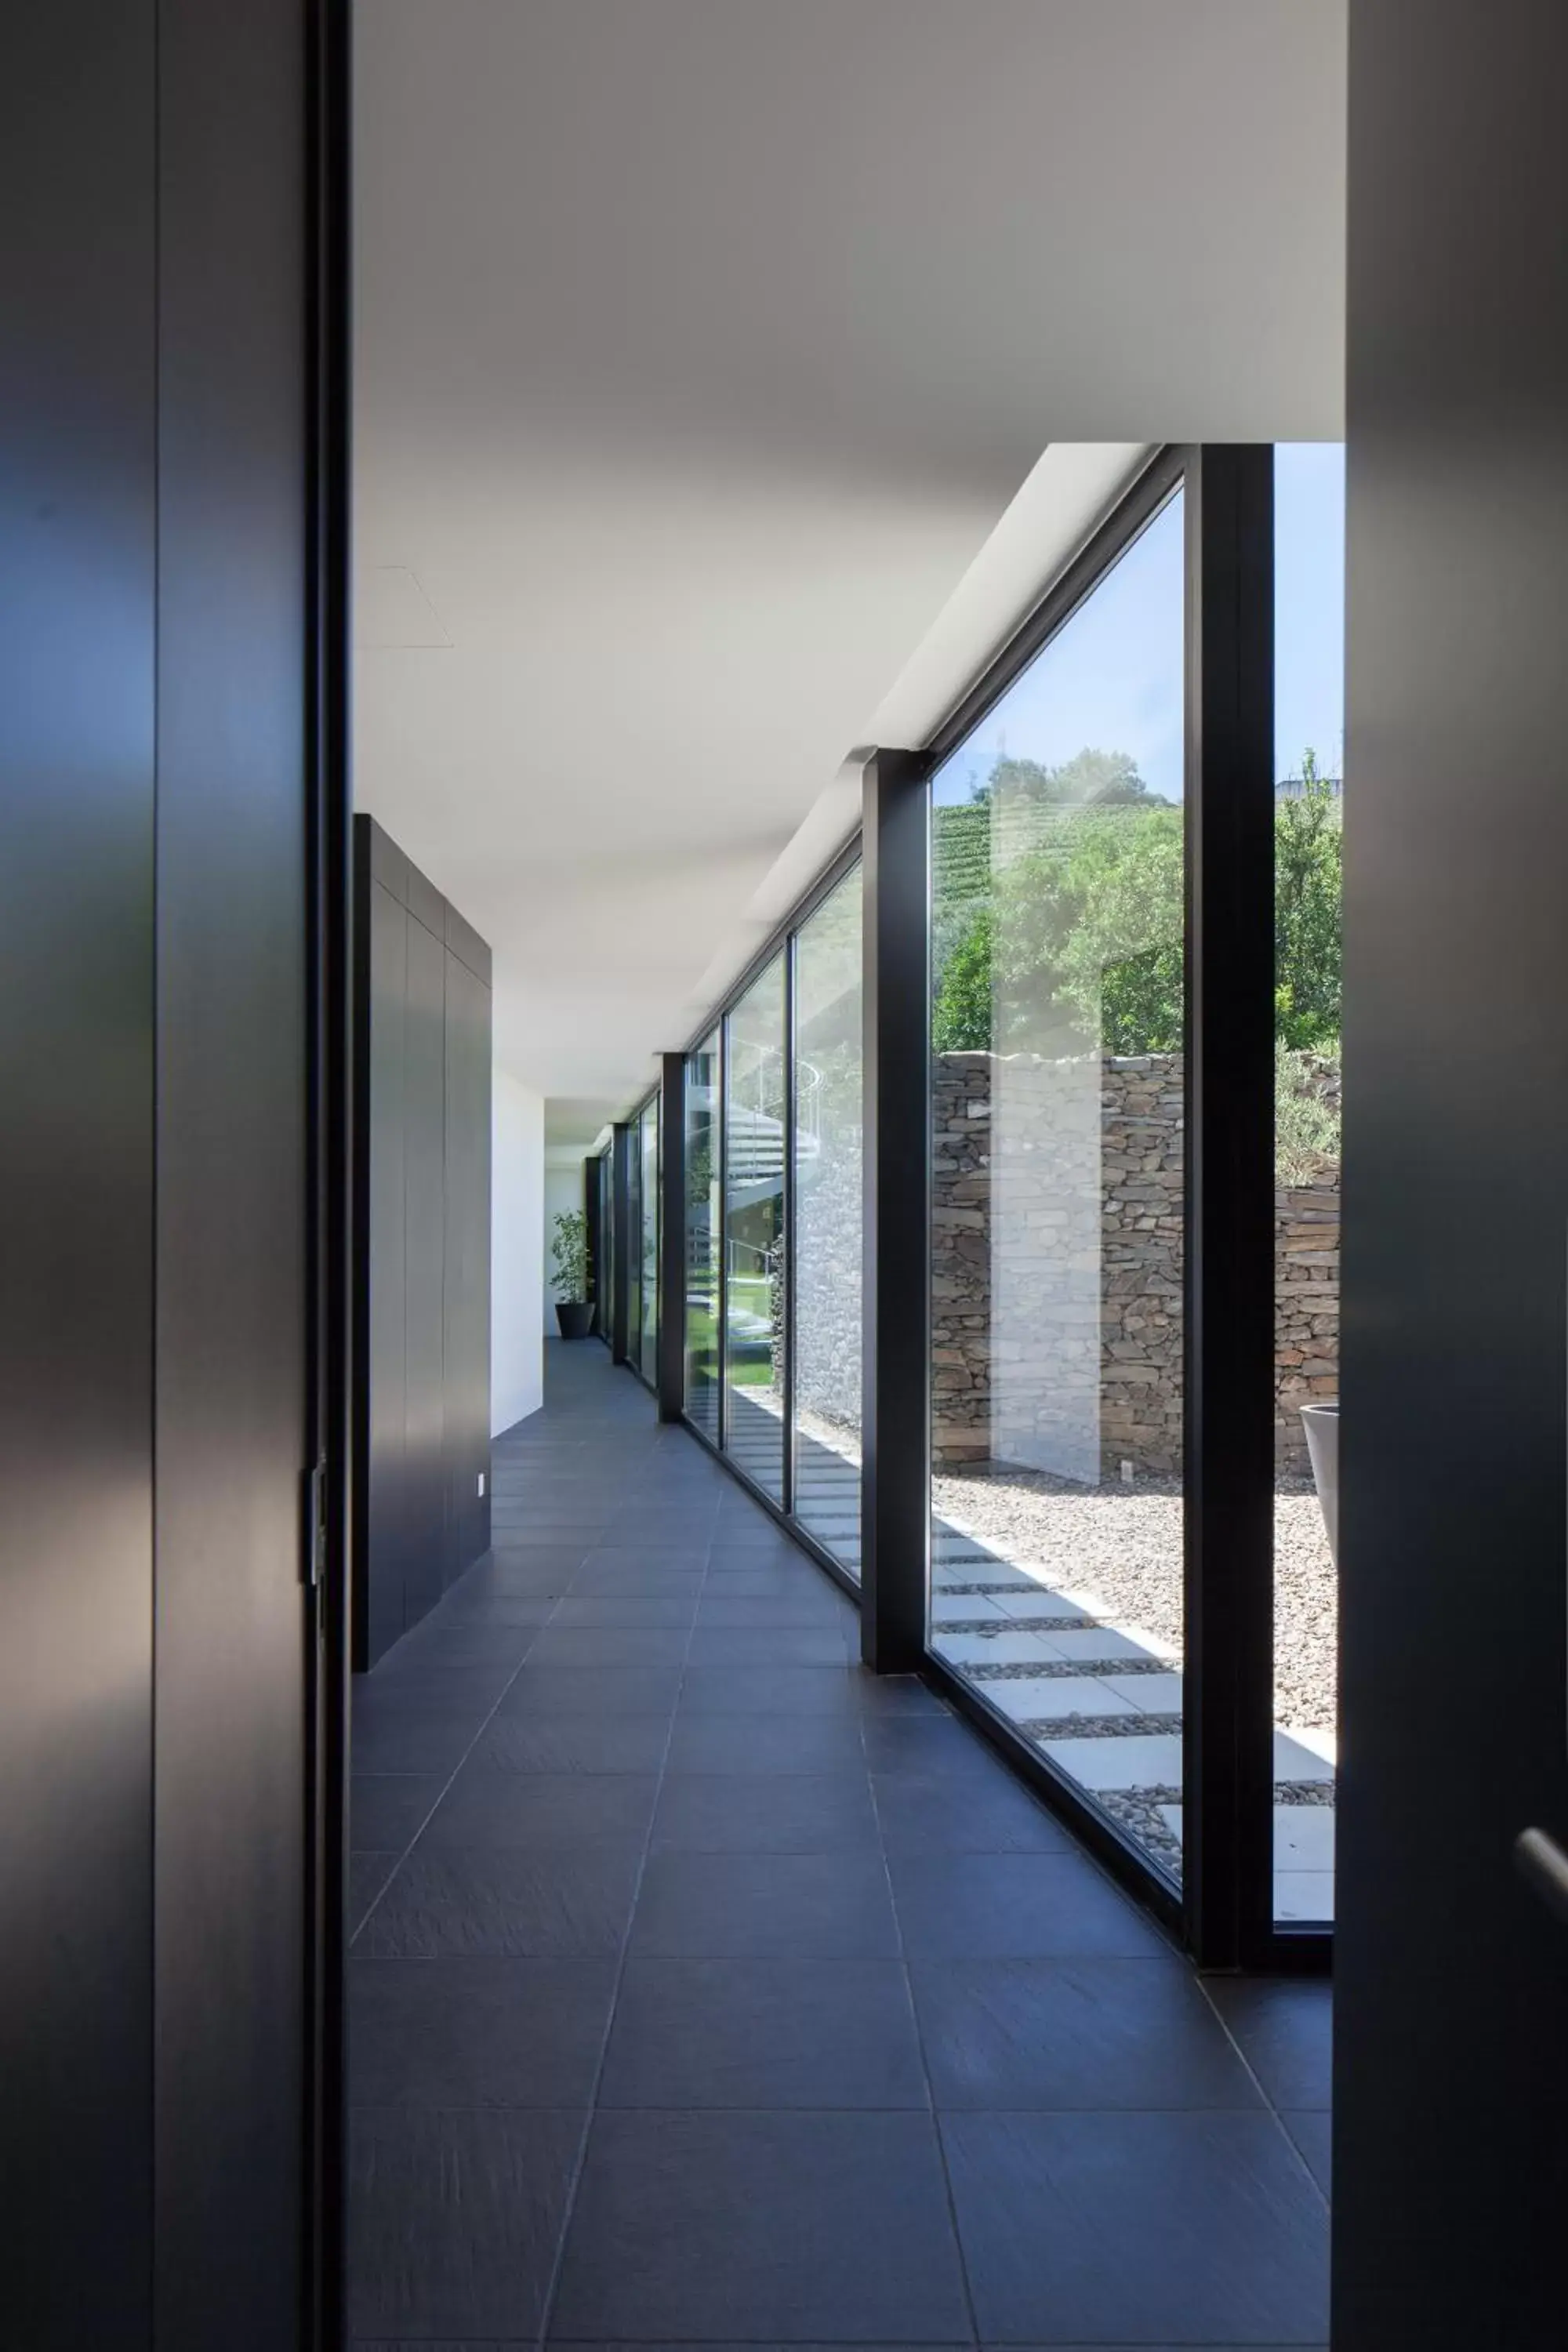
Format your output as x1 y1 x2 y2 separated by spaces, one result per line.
555 1300 593 1341
1300 1402 1338 1567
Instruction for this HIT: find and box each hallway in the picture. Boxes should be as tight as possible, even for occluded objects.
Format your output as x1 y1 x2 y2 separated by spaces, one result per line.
349 1342 1330 2347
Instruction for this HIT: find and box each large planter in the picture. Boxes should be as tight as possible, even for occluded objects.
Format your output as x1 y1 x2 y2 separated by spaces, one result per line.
555 1300 593 1341
1300 1402 1339 1567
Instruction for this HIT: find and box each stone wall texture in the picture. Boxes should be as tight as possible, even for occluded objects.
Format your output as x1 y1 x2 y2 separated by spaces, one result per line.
931 1051 1339 1479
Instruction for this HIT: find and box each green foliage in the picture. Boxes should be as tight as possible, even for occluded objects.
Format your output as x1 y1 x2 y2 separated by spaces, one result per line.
1274 748 1342 1047
931 744 1342 1064
1276 1041 1341 1181
550 1209 589 1303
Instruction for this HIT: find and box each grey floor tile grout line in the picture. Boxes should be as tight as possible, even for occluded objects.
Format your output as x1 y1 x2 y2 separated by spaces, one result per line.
528 1421 727 2352
865 1732 983 2350
348 1595 571 1944
1191 1981 1333 2217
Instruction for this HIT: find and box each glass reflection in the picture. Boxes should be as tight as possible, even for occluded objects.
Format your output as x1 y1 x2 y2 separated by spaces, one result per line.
685 1032 721 1437
927 487 1187 1883
793 869 863 1575
724 956 786 1500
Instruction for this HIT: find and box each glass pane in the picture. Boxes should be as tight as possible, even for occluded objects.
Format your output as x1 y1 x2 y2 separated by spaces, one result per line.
626 1131 641 1363
684 1032 722 1436
793 868 863 1576
928 486 1187 1885
1272 442 1344 1923
724 955 786 1500
640 1096 659 1384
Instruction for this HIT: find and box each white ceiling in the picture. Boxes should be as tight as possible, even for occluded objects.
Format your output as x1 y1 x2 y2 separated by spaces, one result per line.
353 0 1346 1151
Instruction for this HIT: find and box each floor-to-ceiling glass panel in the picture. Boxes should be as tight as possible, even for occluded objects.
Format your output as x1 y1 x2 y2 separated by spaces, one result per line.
626 1130 641 1366
595 1149 612 1340
639 1094 659 1385
685 1030 721 1437
793 866 863 1576
1272 442 1345 1923
724 956 786 1500
928 485 1187 1882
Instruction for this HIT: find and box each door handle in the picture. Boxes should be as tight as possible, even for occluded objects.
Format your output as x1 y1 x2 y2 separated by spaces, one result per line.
1515 1827 1568 1928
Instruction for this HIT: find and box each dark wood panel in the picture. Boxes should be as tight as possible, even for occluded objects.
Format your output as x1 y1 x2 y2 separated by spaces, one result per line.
1337 5 1568 2344
354 815 492 1655
444 948 493 1581
0 5 157 2344
363 878 409 1668
151 0 312 2339
405 911 448 1628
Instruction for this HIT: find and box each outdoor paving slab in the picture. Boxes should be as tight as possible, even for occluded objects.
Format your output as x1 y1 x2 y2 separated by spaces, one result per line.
941 2109 1329 2345
934 1630 1069 1667
989 1590 1095 1622
550 2110 972 2343
1034 1625 1173 1663
1275 1872 1335 1923
599 1957 927 2108
1036 1731 1184 1791
349 2106 582 2341
1274 1805 1336 1872
349 1955 617 2107
1098 1670 1186 1712
966 1675 1138 1727
931 1594 1008 1624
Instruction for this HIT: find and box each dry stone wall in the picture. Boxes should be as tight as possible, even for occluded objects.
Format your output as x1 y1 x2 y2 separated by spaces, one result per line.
932 1051 1339 1481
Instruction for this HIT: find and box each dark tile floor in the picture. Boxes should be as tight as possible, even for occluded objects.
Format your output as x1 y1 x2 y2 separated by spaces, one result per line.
349 1340 1330 2348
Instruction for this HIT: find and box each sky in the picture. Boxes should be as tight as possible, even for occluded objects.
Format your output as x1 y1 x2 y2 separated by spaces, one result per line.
931 443 1346 808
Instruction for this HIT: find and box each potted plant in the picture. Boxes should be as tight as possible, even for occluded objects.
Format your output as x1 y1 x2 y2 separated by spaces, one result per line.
551 1210 593 1339
1301 1401 1338 1566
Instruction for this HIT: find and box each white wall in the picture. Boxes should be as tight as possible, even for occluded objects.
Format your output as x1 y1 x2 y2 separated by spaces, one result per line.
543 1159 585 1334
492 1067 545 1433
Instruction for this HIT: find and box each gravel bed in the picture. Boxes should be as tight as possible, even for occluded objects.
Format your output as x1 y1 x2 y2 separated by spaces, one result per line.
1276 1778 1336 1807
932 1466 1338 1736
1094 1785 1185 1875
946 1652 1171 1681
1011 1709 1184 1740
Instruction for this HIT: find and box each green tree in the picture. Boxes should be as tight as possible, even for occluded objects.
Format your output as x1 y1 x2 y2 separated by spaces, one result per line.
1275 747 1342 1047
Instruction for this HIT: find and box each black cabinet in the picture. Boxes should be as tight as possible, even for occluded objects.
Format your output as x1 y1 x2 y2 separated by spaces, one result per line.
354 818 492 1665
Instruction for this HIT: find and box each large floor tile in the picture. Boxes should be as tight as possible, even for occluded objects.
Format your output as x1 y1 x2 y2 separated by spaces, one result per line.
942 2109 1329 2345
872 1769 1075 1856
684 1623 851 1665
599 1958 927 2108
631 1849 900 1958
350 1699 492 1777
912 1955 1264 2111
550 2110 972 2342
524 1624 691 1669
663 1711 867 1777
366 1847 641 1956
349 1956 615 2107
890 1850 1168 1959
421 1768 659 1850
496 1664 684 1717
1283 2107 1333 2198
349 2106 582 2340
1205 1978 1334 2109
695 1594 850 1628
678 1664 857 1716
550 1595 698 1628
651 1770 879 1853
350 1852 397 1940
479 1713 673 1777
350 1774 445 1853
